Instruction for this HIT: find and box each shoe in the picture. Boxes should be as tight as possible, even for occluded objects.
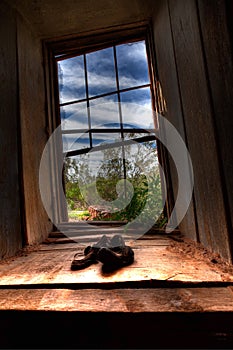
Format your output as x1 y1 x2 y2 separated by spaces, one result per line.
109 234 125 248
71 235 110 270
92 234 111 249
71 247 99 270
97 245 134 272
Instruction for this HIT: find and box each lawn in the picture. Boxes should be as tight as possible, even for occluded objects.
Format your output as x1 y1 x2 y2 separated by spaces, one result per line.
68 210 90 221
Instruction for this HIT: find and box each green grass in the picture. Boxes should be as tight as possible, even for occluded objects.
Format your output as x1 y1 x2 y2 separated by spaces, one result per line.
68 210 90 220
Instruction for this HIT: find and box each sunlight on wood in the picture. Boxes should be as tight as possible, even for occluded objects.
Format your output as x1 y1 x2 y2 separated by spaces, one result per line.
0 235 233 285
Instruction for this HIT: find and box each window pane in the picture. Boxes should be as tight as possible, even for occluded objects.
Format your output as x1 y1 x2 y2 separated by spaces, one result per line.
58 56 86 104
92 133 122 147
121 137 158 177
120 87 154 129
60 102 88 130
90 94 120 128
123 140 158 177
62 133 90 153
86 47 116 97
116 41 150 90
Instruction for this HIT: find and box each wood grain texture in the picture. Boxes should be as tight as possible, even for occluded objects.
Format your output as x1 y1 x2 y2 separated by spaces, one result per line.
16 14 53 244
0 237 232 286
0 1 22 258
168 0 231 260
1 287 233 312
152 0 197 241
0 236 233 348
197 0 233 254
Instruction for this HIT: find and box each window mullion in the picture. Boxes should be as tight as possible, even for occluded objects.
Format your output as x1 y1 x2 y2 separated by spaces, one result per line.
59 83 151 108
113 46 124 136
113 45 127 196
84 54 92 148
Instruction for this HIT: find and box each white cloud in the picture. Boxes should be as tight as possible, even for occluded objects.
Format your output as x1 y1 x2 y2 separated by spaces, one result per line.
58 40 150 103
122 41 148 61
60 101 155 132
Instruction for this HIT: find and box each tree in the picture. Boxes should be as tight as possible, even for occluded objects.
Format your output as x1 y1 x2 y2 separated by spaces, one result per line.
63 156 94 210
63 136 167 227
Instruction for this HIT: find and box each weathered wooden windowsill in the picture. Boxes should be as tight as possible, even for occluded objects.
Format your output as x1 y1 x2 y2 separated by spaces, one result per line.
0 233 233 312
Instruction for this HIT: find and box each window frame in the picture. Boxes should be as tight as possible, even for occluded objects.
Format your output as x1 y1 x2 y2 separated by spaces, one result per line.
43 21 173 226
57 42 155 158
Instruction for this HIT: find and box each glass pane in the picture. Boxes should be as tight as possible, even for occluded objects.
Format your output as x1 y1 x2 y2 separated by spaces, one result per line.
95 145 125 203
58 56 86 104
60 102 88 130
116 41 150 90
120 87 154 129
92 133 122 147
123 141 159 182
62 133 90 153
86 47 116 97
90 94 120 128
63 155 93 218
122 137 156 164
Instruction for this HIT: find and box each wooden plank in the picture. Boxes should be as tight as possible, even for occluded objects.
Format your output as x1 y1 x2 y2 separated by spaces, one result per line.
197 0 233 256
0 1 22 258
40 242 82 250
40 239 171 251
168 0 231 260
0 287 233 312
152 0 197 241
16 14 53 244
0 239 232 285
0 305 233 349
46 231 172 247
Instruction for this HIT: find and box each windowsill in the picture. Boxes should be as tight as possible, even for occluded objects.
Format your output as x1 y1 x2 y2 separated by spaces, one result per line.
0 232 233 312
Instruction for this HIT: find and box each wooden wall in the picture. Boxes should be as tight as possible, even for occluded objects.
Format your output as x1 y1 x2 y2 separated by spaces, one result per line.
16 13 53 244
153 0 233 261
0 1 23 258
0 1 52 259
197 0 233 259
151 0 197 242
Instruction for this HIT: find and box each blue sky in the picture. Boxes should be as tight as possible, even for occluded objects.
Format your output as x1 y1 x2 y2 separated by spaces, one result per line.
58 41 150 103
58 40 155 152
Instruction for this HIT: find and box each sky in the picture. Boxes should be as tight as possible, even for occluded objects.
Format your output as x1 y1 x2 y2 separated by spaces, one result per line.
57 40 156 153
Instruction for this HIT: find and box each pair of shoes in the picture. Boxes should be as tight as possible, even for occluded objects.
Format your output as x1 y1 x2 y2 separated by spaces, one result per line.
71 235 134 271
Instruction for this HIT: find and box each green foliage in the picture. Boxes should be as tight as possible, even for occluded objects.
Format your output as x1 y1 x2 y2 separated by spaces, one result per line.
63 136 167 227
64 157 93 211
68 210 90 220
95 168 165 227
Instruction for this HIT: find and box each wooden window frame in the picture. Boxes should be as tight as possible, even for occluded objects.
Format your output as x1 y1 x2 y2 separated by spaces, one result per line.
43 21 174 228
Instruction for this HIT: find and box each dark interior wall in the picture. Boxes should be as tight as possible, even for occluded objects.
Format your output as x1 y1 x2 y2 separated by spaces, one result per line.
153 0 233 261
0 1 53 259
16 13 53 244
7 0 155 39
0 1 23 258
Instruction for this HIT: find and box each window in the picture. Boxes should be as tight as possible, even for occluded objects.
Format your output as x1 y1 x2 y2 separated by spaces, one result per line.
44 23 169 231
